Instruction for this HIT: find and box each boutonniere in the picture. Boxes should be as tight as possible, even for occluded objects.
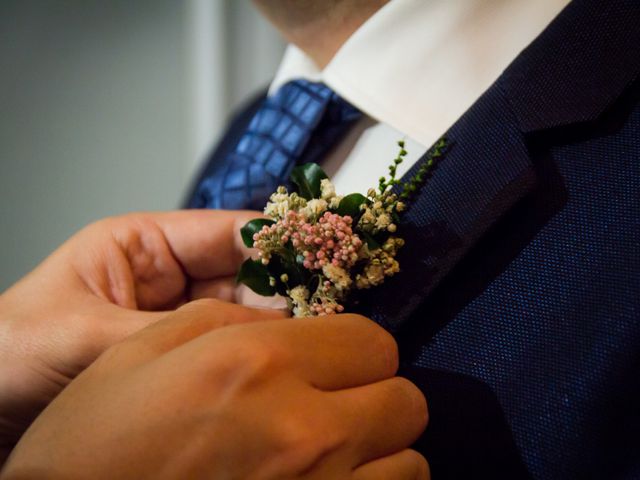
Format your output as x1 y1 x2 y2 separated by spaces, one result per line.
237 138 449 317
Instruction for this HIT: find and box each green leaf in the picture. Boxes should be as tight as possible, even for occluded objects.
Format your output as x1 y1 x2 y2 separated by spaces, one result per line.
359 230 381 250
240 218 275 248
268 254 304 294
236 259 276 296
336 193 367 218
290 163 328 200
307 274 320 294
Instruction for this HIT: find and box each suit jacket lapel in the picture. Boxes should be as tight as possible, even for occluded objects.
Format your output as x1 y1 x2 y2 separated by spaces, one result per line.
358 0 640 331
502 0 640 133
356 83 535 331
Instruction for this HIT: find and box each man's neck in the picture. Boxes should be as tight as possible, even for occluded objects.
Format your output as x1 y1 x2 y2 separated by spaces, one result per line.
253 0 388 69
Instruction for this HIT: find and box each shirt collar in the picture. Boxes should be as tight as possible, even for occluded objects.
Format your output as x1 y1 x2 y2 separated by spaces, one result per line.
269 0 570 147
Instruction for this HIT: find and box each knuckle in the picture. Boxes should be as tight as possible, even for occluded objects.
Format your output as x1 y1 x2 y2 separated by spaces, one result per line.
395 377 429 429
373 327 399 375
274 416 315 452
340 314 399 375
270 412 344 475
229 339 289 386
407 449 430 479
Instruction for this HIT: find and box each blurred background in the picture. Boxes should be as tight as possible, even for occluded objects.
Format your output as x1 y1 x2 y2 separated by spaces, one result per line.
0 0 286 291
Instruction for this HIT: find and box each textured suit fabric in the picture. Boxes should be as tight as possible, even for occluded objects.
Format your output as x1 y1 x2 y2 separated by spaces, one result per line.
185 0 640 478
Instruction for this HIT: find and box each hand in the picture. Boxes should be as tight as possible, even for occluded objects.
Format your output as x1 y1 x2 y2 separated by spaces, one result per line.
1 299 430 480
0 209 269 459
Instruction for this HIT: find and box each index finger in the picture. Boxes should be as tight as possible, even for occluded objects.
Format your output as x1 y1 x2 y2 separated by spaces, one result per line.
207 313 400 390
106 298 288 369
293 315 400 389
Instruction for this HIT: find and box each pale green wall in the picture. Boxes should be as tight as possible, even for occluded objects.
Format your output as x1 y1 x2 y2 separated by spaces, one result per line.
0 0 285 291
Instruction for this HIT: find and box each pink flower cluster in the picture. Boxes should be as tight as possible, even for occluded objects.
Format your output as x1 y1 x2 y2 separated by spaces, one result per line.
253 211 363 271
312 290 345 315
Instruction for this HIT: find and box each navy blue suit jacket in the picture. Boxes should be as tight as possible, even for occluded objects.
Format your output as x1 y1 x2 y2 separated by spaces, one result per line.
186 1 640 477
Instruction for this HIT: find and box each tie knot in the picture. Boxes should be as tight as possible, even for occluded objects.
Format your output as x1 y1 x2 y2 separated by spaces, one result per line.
191 80 361 210
270 80 361 128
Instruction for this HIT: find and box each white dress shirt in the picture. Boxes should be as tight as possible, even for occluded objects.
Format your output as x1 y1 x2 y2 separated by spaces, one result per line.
269 0 570 194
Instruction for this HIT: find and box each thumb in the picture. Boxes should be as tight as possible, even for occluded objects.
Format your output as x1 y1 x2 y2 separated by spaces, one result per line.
101 299 288 366
136 299 288 353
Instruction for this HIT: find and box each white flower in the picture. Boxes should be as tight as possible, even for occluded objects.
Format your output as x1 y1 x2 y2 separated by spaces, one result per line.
329 195 342 209
264 198 289 219
320 178 336 200
289 285 311 317
360 209 375 225
322 264 352 291
300 198 328 221
375 213 392 230
289 285 309 303
356 263 385 289
263 188 306 219
354 238 403 289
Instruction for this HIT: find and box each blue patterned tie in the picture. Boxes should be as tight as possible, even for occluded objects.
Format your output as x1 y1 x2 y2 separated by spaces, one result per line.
192 80 361 210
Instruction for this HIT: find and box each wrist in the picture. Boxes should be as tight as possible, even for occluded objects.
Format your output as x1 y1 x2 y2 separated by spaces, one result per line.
0 299 18 471
0 300 44 454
